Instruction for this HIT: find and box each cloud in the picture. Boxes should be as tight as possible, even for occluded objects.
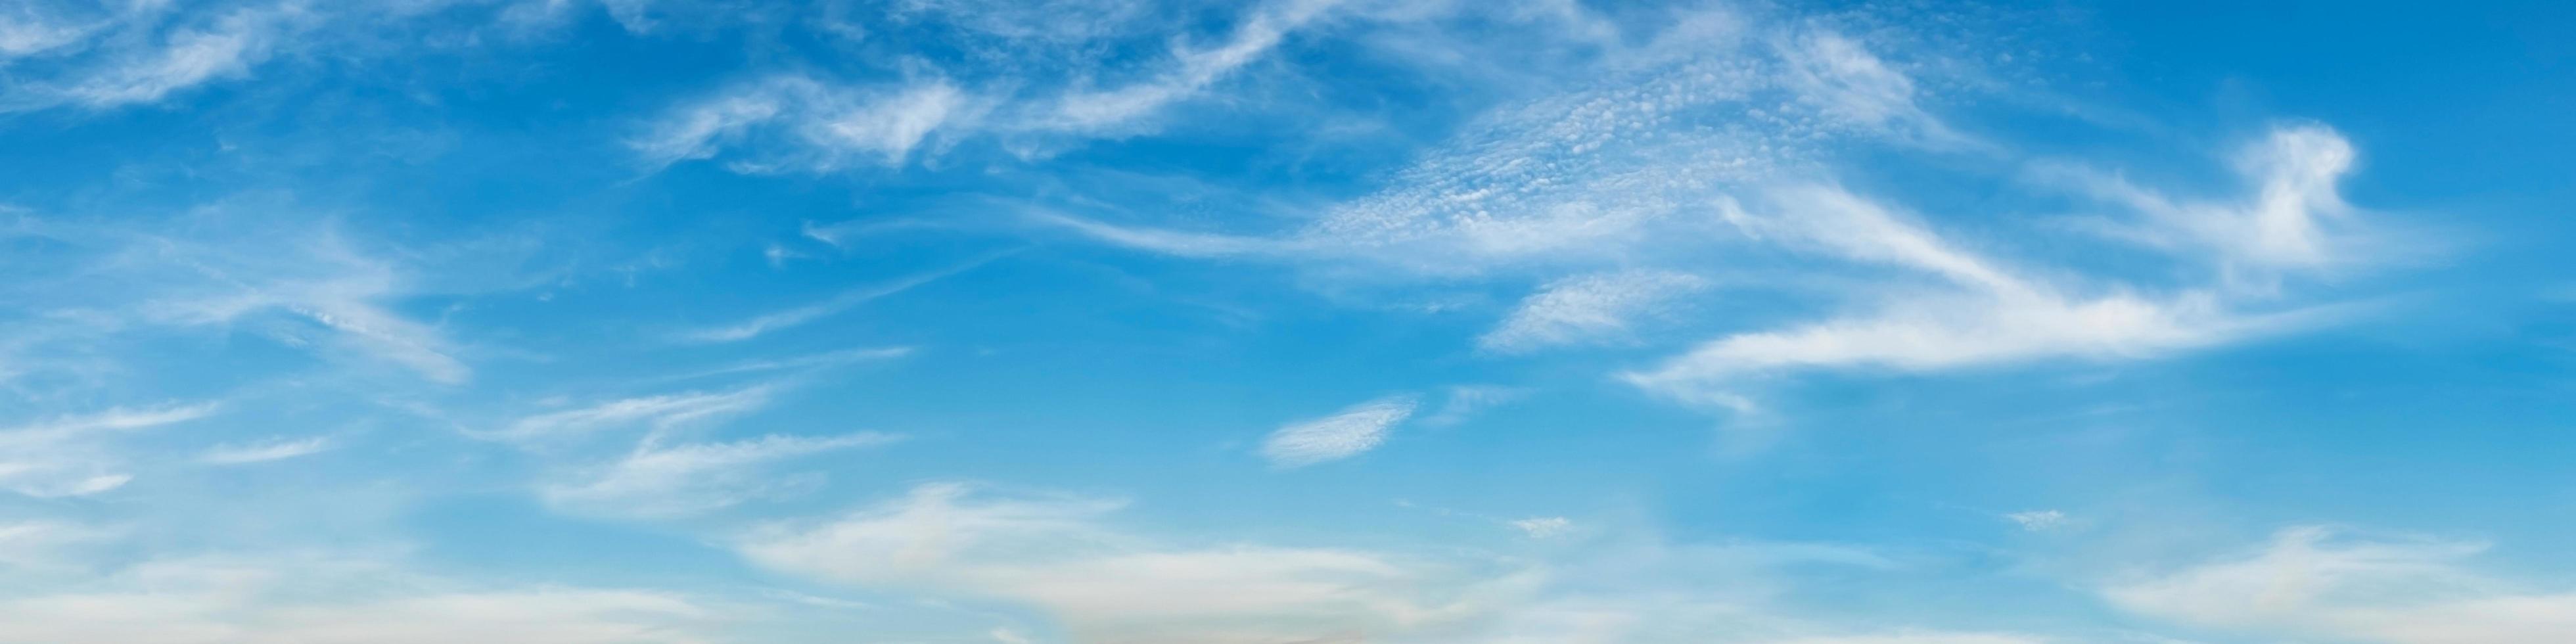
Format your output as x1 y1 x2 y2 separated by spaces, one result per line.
1509 517 1573 539
2046 124 2369 285
0 402 221 497
196 436 333 465
542 431 902 518
637 0 1347 173
737 482 1487 644
1418 385 1525 428
7 214 482 386
1260 394 1419 468
649 346 915 383
677 254 1005 343
0 520 118 571
1481 270 1709 353
633 75 986 172
0 6 102 59
1625 180 2338 407
1032 0 1345 135
1030 17 1975 281
1776 29 1963 146
60 8 279 109
2002 510 2069 532
481 385 773 444
0 553 718 644
2104 526 2576 644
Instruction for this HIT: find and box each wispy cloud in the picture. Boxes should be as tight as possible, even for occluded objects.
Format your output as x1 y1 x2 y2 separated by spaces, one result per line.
678 254 1006 344
1624 167 2355 408
480 385 773 444
7 213 480 386
197 435 333 465
2105 526 2576 643
1509 517 1573 538
1418 384 1525 428
0 552 720 644
60 7 282 109
633 75 987 172
1032 0 1346 135
2043 123 2376 287
0 402 220 497
1033 16 1956 279
1482 270 1709 354
739 482 1491 643
543 431 902 518
649 346 915 383
635 0 1356 172
2002 510 2070 532
1260 394 1419 468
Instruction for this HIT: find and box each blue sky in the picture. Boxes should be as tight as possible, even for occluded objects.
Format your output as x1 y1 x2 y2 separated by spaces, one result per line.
3 1 2575 642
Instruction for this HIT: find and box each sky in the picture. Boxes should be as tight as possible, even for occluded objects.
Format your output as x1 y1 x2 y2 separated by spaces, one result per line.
2 1 2575 643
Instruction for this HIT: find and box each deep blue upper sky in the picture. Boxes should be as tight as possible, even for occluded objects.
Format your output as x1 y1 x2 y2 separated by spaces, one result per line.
3 1 2573 643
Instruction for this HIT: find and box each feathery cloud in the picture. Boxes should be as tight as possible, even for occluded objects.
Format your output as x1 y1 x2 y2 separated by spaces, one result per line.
1260 394 1418 468
482 385 773 444
1482 270 1709 353
197 435 333 466
0 402 220 497
543 431 902 518
678 254 1004 344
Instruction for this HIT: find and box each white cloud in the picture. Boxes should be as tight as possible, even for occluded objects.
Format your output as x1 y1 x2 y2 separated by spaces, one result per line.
1626 180 2337 407
649 346 915 382
62 9 277 108
0 520 118 571
1418 384 1525 428
2002 510 2068 532
1030 18 1973 281
541 431 902 518
1776 30 1961 145
1757 636 2052 644
737 482 1487 644
633 75 984 172
196 436 332 465
0 402 220 497
2104 526 2576 644
1481 270 1709 353
111 223 475 384
0 553 718 644
1509 517 1573 539
1034 0 1346 134
1260 394 1419 468
482 385 773 444
678 254 1001 343
0 7 101 59
0 212 476 388
629 88 786 166
2050 124 2368 285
